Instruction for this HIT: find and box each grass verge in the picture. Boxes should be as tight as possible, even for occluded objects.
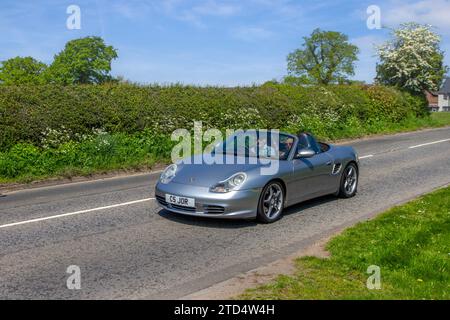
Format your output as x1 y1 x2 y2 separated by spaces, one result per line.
239 185 450 300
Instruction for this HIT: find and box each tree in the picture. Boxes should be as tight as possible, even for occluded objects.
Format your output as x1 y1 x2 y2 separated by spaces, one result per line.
287 29 359 85
282 75 314 86
0 56 47 85
44 36 118 84
376 23 447 93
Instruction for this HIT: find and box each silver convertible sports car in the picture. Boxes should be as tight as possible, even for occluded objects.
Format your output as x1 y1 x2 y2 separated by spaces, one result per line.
155 131 359 223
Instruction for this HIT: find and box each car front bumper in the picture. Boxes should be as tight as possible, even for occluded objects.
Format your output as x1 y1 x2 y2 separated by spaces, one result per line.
155 181 261 219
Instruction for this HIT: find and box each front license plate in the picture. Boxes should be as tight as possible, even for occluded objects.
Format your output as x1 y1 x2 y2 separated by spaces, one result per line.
165 194 195 207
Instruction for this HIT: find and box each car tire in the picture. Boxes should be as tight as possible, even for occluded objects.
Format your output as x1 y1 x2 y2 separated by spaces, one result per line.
338 163 358 198
257 181 285 223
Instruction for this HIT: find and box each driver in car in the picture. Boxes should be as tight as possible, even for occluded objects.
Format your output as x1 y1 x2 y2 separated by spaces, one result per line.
250 137 276 158
279 137 294 159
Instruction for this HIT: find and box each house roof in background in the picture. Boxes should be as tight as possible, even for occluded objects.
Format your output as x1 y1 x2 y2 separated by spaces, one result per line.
438 78 450 94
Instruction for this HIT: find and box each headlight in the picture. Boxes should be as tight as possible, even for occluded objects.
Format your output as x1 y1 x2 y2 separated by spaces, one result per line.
210 172 247 193
160 164 177 184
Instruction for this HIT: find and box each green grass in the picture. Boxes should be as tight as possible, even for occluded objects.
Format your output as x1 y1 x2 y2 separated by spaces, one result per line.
0 131 174 184
326 112 450 140
239 186 450 300
430 112 450 126
1 113 450 184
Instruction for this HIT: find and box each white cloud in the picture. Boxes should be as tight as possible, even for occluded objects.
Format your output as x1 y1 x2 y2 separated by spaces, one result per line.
383 0 450 33
191 0 240 17
110 0 240 27
249 0 302 16
232 26 274 41
111 2 144 19
158 0 241 28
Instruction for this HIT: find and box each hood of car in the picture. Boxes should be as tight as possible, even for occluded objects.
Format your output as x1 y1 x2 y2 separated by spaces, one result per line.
171 154 262 187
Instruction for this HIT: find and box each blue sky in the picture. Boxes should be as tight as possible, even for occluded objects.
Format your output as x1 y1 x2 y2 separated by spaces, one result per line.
1 0 450 86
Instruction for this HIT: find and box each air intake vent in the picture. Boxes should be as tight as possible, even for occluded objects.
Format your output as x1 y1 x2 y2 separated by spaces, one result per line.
156 195 168 206
170 204 196 212
204 205 225 214
332 163 342 175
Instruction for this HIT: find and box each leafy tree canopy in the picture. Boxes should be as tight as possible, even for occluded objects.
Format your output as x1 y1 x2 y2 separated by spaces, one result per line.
44 36 118 84
376 23 448 93
0 56 47 85
287 29 359 85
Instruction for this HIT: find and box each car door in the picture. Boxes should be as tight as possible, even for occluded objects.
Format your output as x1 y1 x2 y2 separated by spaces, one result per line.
289 146 334 203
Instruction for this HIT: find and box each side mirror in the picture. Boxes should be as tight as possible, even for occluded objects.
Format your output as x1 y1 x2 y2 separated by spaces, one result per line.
295 148 315 158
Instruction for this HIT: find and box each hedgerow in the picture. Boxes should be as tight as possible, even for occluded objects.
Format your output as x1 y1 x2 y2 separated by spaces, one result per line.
0 83 431 181
0 83 427 151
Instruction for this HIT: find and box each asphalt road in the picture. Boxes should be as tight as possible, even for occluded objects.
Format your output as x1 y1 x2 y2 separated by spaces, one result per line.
1 127 450 299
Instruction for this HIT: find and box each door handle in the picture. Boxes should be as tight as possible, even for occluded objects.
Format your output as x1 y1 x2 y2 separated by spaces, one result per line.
326 161 332 166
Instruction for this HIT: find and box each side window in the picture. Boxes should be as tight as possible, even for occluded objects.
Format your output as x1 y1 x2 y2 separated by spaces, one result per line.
306 134 321 154
297 133 321 154
297 135 309 149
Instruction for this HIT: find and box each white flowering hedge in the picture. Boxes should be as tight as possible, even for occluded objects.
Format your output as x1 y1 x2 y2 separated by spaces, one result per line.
376 23 447 93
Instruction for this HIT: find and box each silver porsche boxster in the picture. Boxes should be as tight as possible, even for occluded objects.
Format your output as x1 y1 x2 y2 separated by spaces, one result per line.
155 131 359 223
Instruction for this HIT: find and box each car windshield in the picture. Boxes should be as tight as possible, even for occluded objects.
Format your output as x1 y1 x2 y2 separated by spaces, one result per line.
213 131 294 160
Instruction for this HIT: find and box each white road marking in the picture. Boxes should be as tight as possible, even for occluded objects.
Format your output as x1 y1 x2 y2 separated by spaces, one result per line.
6 170 164 195
409 138 450 149
0 198 155 229
359 155 374 159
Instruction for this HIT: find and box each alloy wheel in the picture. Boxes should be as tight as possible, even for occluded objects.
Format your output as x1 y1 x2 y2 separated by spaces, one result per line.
343 165 357 195
262 183 284 219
